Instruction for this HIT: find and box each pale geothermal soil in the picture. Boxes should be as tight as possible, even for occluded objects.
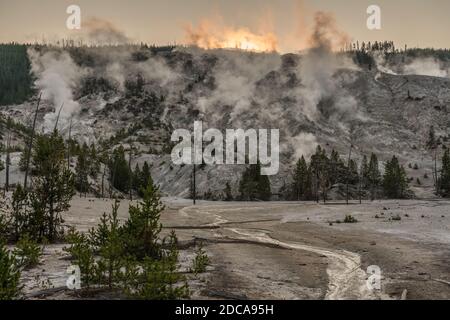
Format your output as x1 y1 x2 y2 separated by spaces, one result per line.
19 198 450 300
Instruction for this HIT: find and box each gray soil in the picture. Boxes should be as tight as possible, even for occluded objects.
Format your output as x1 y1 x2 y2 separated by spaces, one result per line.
20 198 450 300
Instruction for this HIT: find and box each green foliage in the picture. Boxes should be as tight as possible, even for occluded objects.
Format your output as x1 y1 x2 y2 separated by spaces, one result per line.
0 241 22 300
9 131 75 243
0 44 34 106
128 256 189 300
92 200 124 288
440 149 450 197
13 234 42 269
64 228 97 289
224 182 233 201
426 126 437 150
122 182 164 259
75 143 90 194
310 146 331 202
367 153 381 200
29 131 75 242
239 162 271 201
191 244 210 275
10 185 34 242
0 214 9 242
88 144 101 179
128 231 189 300
0 195 11 242
64 179 192 300
19 148 30 172
344 215 358 223
132 161 153 197
348 159 359 185
292 156 309 200
352 50 375 70
383 156 409 199
109 146 132 193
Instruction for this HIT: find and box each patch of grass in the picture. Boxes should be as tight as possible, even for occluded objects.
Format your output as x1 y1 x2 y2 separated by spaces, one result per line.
0 241 22 300
13 235 43 269
344 215 358 224
191 244 210 275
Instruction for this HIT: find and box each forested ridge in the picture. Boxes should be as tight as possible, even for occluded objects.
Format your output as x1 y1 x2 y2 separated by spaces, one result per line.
0 44 34 106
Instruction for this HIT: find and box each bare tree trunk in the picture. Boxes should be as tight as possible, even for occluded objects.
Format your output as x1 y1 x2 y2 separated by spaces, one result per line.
359 173 362 204
5 128 11 193
346 144 353 205
434 149 438 194
315 166 319 204
53 103 65 132
110 154 119 199
67 117 73 170
128 146 133 201
102 165 106 199
24 92 42 190
193 164 196 205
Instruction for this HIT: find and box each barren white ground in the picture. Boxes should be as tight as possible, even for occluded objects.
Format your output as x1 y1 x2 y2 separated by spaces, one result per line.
19 197 450 300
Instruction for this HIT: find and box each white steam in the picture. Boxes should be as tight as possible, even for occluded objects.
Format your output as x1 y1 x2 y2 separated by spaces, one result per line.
289 133 319 161
28 48 88 131
403 57 449 78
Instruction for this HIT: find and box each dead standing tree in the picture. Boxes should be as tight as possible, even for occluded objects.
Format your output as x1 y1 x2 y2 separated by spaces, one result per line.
346 144 354 205
4 123 11 193
67 117 73 170
23 92 42 190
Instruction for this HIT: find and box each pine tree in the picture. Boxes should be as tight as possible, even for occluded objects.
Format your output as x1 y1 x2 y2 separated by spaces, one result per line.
140 162 152 196
94 199 124 289
75 143 90 195
132 164 142 191
440 149 450 197
426 126 439 193
368 153 381 200
89 144 100 179
239 163 271 201
360 155 369 188
383 156 408 199
122 180 165 260
29 131 75 242
0 193 10 242
224 182 233 201
109 146 131 194
292 156 308 200
426 126 437 150
310 146 330 203
348 159 359 185
257 172 271 201
0 44 34 106
329 150 344 185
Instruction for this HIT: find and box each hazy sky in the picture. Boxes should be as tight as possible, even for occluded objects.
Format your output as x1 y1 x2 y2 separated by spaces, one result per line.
1 0 449 52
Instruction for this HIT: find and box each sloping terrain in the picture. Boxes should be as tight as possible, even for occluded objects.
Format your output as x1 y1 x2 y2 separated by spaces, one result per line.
1 46 449 198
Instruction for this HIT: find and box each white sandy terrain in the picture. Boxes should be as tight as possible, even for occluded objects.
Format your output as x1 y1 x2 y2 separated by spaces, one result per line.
15 197 450 300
